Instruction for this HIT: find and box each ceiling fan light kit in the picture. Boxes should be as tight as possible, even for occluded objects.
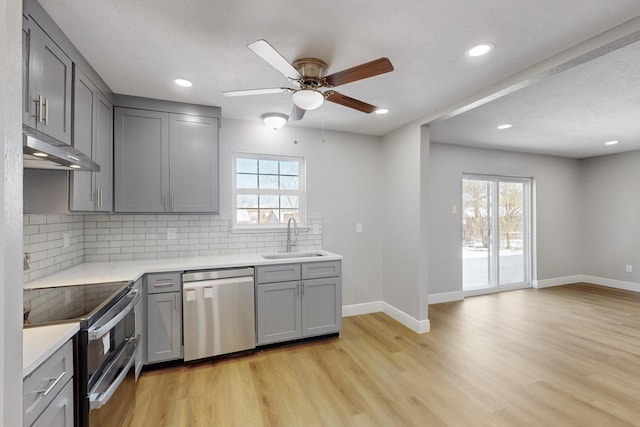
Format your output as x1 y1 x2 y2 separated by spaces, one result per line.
223 39 394 121
262 112 289 130
292 89 325 110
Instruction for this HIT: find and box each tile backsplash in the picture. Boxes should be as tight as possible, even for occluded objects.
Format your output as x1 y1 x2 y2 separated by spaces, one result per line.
23 213 323 283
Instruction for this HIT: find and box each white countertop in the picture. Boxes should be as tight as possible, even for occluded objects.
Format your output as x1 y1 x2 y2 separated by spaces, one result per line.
24 250 342 289
23 323 79 378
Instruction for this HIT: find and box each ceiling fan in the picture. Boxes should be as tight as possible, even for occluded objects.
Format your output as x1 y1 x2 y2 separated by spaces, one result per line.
222 40 394 121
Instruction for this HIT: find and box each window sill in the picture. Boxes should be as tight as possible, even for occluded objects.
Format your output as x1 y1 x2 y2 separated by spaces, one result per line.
229 226 309 234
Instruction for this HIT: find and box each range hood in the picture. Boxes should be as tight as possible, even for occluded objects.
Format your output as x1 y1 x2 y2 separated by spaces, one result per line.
23 133 100 172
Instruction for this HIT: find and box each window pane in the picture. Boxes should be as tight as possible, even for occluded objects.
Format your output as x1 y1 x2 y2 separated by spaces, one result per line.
280 195 298 209
237 158 257 174
280 161 299 176
237 195 258 208
259 174 278 189
259 160 278 174
259 195 279 208
279 176 298 190
237 209 258 224
259 209 280 224
237 173 257 189
280 210 298 223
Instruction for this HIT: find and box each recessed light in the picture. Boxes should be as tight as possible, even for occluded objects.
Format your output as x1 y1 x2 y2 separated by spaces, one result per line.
69 164 81 169
174 78 193 87
33 152 48 157
467 43 494 57
604 140 619 146
497 124 512 130
375 108 389 115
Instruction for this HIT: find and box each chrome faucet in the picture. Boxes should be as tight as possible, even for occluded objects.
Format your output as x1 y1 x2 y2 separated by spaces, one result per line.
286 217 298 252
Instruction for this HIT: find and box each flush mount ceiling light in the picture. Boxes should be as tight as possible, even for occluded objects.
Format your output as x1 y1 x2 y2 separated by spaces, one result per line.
604 140 619 145
497 124 512 130
261 113 289 130
375 108 389 115
174 78 193 87
467 43 494 57
292 89 325 111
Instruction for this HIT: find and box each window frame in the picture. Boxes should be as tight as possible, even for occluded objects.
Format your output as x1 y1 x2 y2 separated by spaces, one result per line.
231 152 307 230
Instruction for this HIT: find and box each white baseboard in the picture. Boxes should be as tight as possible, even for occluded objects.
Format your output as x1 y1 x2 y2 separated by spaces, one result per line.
342 301 430 334
533 275 584 289
428 291 464 304
342 301 384 317
582 275 640 293
382 302 430 334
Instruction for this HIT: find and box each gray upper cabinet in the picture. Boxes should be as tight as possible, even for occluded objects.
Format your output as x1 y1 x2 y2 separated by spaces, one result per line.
169 114 219 212
22 16 73 145
70 67 113 211
113 97 220 213
114 107 170 212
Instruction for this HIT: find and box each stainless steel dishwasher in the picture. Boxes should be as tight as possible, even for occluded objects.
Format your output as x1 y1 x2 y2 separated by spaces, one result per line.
182 267 255 362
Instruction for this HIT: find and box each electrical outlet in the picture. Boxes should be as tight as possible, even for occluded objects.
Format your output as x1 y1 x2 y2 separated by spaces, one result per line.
452 205 457 215
167 228 176 240
625 264 632 273
312 224 320 235
63 232 70 248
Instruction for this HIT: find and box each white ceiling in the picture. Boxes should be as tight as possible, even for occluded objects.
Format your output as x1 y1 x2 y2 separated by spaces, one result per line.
40 0 640 157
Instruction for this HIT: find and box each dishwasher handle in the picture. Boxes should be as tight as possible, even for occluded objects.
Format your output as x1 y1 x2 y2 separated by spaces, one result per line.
183 267 254 283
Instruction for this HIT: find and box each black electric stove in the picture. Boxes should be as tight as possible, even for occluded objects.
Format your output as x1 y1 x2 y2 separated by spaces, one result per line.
23 281 131 328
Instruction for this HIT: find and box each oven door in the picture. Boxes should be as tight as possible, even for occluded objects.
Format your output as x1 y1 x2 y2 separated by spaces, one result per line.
86 288 140 388
88 336 138 427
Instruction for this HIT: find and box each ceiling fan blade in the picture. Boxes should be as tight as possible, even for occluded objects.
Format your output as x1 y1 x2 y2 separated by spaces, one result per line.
248 40 301 81
222 87 293 97
325 58 394 87
290 104 306 121
325 91 377 113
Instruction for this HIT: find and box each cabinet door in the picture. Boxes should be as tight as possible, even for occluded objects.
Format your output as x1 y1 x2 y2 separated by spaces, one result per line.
69 67 96 211
301 277 342 338
94 93 113 211
31 379 74 427
256 281 301 345
146 293 182 363
23 16 34 126
169 114 219 212
31 21 73 144
114 108 170 212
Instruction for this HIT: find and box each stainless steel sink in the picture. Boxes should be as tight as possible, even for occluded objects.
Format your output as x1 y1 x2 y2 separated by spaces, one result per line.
261 251 327 260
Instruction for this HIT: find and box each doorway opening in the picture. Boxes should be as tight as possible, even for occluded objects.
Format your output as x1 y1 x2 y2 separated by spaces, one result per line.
462 175 531 295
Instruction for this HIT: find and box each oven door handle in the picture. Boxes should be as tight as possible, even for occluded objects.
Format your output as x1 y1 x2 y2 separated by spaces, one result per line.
89 337 138 410
88 290 140 340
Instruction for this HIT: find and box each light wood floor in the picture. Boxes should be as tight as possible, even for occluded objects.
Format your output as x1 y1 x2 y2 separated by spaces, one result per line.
128 283 640 426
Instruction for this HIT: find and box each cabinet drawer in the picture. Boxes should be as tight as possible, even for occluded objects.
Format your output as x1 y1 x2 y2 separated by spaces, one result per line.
257 264 301 284
32 379 74 427
146 272 182 294
24 339 74 427
302 261 342 279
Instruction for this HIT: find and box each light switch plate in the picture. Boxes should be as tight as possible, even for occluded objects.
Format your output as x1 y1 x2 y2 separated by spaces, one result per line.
167 228 176 240
356 223 363 233
63 232 70 248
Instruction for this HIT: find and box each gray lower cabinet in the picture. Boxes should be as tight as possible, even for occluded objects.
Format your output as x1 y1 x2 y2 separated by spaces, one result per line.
113 103 219 213
133 278 144 379
145 273 182 363
256 261 342 345
69 66 113 211
23 339 74 427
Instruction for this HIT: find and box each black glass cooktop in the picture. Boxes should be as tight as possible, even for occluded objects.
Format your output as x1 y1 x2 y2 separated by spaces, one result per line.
24 281 130 327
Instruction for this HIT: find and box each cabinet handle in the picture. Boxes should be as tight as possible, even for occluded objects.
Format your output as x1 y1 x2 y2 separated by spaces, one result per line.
297 283 300 296
98 188 103 207
302 282 305 296
43 97 49 125
32 96 42 121
171 194 174 211
174 294 178 312
163 195 167 211
153 280 174 287
37 371 66 397
92 189 97 205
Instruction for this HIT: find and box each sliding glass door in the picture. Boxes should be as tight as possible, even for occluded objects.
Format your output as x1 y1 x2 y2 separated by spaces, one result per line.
462 176 530 293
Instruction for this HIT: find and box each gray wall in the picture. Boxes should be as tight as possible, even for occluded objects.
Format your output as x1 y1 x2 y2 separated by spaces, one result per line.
1 0 24 424
381 123 426 320
582 151 640 283
220 118 384 307
428 142 583 296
